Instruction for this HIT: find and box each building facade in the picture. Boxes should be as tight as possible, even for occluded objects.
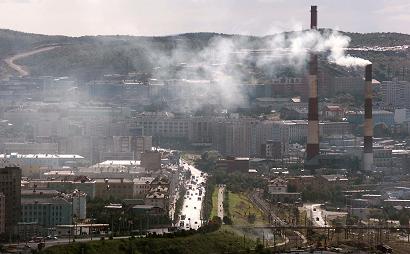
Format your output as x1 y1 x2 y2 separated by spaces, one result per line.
0 166 22 233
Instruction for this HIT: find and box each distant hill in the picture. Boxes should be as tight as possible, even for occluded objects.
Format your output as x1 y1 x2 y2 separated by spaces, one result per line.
0 29 409 81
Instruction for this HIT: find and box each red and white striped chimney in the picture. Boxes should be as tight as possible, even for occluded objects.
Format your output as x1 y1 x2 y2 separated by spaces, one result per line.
363 64 373 171
306 5 320 167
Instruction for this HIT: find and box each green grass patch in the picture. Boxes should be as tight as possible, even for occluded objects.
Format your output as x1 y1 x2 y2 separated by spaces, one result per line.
228 192 268 226
40 230 255 254
210 187 219 218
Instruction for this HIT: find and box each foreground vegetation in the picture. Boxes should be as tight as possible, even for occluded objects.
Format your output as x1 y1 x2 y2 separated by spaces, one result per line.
40 230 255 254
210 187 219 219
228 192 268 226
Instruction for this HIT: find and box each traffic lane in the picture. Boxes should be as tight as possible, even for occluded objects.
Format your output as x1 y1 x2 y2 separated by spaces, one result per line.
178 166 205 230
180 181 204 229
217 186 224 219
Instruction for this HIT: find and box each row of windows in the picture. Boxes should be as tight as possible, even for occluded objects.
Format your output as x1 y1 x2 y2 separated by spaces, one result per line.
23 205 64 210
23 211 63 216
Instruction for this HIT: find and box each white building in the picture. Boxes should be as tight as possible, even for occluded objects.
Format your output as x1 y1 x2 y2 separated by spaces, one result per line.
380 80 410 109
72 191 87 220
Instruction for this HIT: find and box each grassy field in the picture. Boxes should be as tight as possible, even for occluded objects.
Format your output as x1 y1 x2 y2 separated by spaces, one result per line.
210 187 219 218
40 231 255 254
180 152 200 165
228 192 268 226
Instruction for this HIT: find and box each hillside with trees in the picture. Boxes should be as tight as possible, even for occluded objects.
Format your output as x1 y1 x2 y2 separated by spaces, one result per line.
0 29 409 81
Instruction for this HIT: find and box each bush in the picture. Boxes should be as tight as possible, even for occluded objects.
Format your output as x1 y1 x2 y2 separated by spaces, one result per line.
223 216 233 225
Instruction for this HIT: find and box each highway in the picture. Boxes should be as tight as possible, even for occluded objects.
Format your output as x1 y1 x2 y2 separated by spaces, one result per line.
217 185 224 219
177 161 207 230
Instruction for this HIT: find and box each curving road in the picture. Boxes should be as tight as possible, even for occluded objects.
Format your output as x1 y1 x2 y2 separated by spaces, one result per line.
4 46 59 76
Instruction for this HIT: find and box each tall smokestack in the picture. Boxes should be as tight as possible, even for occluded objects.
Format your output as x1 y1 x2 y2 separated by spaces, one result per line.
363 64 373 171
306 5 320 168
310 6 317 30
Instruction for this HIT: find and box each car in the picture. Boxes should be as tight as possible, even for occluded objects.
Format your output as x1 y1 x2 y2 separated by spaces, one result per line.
186 205 188 208
313 208 317 211
316 217 319 221
194 207 196 209
194 221 198 224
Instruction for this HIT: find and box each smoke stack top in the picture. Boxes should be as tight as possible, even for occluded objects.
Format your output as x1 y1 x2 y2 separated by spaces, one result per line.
311 6 317 29
365 64 372 81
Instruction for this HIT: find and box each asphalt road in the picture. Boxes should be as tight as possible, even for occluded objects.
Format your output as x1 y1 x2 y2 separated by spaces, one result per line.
177 161 206 230
217 185 224 219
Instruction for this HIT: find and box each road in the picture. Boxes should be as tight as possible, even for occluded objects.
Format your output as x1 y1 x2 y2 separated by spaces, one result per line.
4 235 133 252
4 46 59 76
177 161 207 230
306 204 328 227
217 185 224 219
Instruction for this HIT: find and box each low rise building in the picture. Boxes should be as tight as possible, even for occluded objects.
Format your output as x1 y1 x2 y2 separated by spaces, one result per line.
133 177 154 198
141 151 161 171
216 157 250 173
21 197 72 227
95 178 134 199
267 178 301 203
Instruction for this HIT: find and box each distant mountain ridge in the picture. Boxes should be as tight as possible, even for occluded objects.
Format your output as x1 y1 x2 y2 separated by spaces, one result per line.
0 28 409 81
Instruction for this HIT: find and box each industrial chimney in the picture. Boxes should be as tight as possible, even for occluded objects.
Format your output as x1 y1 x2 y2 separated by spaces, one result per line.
305 5 320 168
310 5 317 29
363 64 373 171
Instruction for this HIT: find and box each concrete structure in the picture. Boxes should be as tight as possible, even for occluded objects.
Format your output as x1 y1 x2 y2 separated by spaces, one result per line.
0 193 5 234
95 178 134 199
380 80 410 109
145 186 169 211
363 64 373 171
305 5 320 168
322 105 344 121
72 191 87 220
133 177 154 198
268 178 288 194
112 136 152 160
27 179 96 199
261 140 283 159
3 142 58 155
0 153 86 177
0 166 22 233
216 157 250 173
141 151 161 171
267 178 301 203
21 197 72 227
346 110 394 127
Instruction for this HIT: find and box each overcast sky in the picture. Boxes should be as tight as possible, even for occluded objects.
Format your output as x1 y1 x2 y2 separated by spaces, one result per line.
0 0 408 37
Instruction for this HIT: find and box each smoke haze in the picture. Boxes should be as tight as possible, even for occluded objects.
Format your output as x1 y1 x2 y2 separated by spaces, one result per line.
141 29 369 112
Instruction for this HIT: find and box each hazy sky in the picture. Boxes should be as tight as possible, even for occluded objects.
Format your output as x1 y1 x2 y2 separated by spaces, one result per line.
0 0 408 36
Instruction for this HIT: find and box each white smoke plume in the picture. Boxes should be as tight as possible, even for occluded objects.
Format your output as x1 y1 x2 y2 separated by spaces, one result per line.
141 29 370 112
320 31 372 67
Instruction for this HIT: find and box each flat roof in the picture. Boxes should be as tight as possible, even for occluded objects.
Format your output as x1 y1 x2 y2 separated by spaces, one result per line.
93 160 141 167
0 154 84 159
